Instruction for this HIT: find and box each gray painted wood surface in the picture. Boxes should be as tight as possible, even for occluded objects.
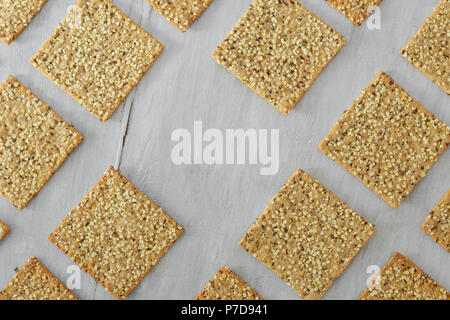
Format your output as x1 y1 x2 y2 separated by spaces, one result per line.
0 0 448 300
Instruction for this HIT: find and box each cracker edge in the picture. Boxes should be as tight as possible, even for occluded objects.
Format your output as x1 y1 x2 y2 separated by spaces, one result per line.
326 0 383 27
30 0 165 122
147 0 214 32
0 257 78 300
421 189 450 252
358 252 450 300
0 0 48 45
0 219 9 240
238 168 376 300
400 0 449 95
48 166 185 300
211 0 346 115
0 75 84 210
195 265 263 300
318 71 450 208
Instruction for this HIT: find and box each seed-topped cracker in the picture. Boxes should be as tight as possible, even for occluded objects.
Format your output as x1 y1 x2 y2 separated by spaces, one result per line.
147 0 214 32
195 266 263 300
422 189 450 252
319 72 450 208
49 166 184 300
239 168 375 300
0 257 78 300
30 0 164 122
0 0 47 44
359 252 449 300
401 0 449 94
0 219 8 240
0 75 83 210
327 0 382 26
212 0 346 115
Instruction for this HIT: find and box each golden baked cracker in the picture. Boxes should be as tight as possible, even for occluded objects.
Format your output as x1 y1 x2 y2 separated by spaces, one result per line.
147 0 214 32
319 72 450 208
421 189 450 252
0 75 83 210
0 219 8 240
359 252 449 300
401 0 449 94
30 0 164 122
195 266 263 300
327 0 382 26
239 168 375 300
212 0 346 115
0 0 47 44
0 257 78 300
49 166 184 300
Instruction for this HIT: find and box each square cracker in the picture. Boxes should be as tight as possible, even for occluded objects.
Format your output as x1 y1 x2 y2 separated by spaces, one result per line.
0 75 83 210
147 0 214 32
30 0 164 122
195 266 262 300
319 72 450 208
0 219 8 240
239 168 375 300
359 252 449 300
0 257 78 300
327 0 382 26
421 189 450 252
401 0 449 95
0 0 47 44
49 166 184 300
212 0 346 115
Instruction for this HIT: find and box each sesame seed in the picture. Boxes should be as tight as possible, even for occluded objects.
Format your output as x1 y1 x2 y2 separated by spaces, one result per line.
0 76 83 210
0 257 78 300
239 168 376 300
327 0 383 26
49 166 184 300
147 0 213 32
212 0 346 115
0 0 47 44
400 0 449 94
359 252 449 300
319 72 450 208
421 189 450 252
0 219 8 241
195 266 262 300
30 0 164 122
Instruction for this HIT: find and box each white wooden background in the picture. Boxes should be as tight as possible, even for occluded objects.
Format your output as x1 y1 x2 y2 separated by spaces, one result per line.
0 0 448 300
